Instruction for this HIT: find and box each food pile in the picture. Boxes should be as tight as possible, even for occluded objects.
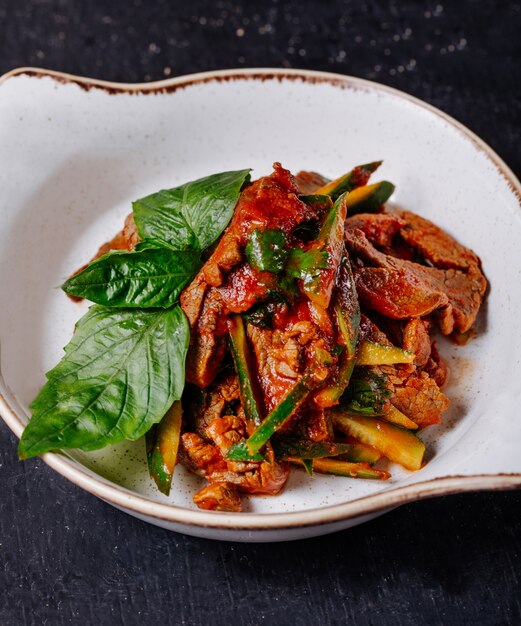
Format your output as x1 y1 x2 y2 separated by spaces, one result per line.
18 162 487 513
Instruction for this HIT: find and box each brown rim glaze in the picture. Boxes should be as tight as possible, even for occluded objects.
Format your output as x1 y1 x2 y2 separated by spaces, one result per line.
0 66 520 533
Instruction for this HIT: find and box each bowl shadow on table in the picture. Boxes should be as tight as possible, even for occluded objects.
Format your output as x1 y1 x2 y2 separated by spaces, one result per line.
1 154 145 403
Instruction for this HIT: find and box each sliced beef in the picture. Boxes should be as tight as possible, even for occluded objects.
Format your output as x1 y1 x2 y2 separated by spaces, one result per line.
202 163 320 287
395 209 482 270
345 213 406 248
345 228 486 333
392 372 450 428
294 170 330 194
187 371 241 439
193 482 242 512
179 432 227 476
183 287 229 388
206 460 289 495
304 408 334 442
358 314 393 345
247 299 336 414
355 267 449 319
181 164 321 388
422 340 449 389
402 318 432 367
179 430 289 495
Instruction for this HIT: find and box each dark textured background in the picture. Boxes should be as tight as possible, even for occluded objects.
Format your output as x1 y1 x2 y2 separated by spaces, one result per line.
1 1 520 624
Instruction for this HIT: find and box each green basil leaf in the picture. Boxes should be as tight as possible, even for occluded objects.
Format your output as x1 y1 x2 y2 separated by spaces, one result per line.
18 305 189 459
341 369 392 416
285 248 329 280
245 228 288 273
61 248 201 308
134 238 175 251
133 169 251 251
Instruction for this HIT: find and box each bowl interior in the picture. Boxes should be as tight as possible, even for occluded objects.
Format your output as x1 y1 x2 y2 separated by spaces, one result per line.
0 70 520 515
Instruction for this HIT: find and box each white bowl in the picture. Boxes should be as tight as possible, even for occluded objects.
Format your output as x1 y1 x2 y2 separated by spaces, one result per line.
0 67 520 542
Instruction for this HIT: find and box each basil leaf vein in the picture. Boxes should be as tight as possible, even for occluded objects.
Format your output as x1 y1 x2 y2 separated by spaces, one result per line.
132 169 251 252
18 305 189 458
61 248 201 308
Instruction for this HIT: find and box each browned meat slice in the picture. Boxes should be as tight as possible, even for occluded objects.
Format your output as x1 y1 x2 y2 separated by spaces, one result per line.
193 483 242 512
294 170 330 194
402 318 432 367
186 371 241 439
180 390 289 495
345 228 486 333
247 300 336 414
355 267 449 319
304 408 333 442
179 432 228 476
392 372 450 427
180 430 289 495
206 460 289 495
89 213 139 260
422 340 449 389
184 288 229 388
345 213 406 248
181 164 321 388
359 314 393 345
246 324 302 414
395 210 482 270
217 264 276 313
207 414 247 453
183 263 278 387
202 163 320 287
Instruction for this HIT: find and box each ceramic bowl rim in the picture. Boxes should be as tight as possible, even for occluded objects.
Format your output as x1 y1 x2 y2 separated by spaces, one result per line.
1 65 520 531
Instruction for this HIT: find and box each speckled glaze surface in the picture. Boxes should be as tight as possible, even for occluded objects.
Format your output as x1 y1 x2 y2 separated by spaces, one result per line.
0 67 520 541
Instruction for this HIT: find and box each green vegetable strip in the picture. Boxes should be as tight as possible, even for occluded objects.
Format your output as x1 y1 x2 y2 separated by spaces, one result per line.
272 437 357 460
228 315 263 427
356 340 415 366
336 442 382 465
302 459 314 476
344 180 395 215
224 440 265 462
227 375 314 459
315 254 360 405
315 161 382 200
301 192 349 308
290 457 389 480
146 400 183 496
246 377 312 455
332 411 425 471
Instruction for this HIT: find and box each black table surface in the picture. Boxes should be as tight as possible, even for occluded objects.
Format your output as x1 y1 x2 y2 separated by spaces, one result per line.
1 2 520 624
